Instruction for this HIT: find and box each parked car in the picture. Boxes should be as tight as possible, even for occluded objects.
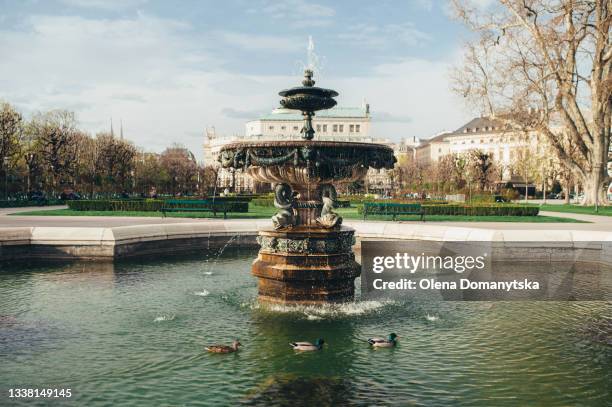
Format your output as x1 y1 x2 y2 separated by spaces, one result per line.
494 195 509 203
28 190 48 204
60 191 81 200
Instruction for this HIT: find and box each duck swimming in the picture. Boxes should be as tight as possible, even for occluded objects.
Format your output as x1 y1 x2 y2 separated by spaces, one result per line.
205 339 242 353
367 333 399 348
290 338 324 351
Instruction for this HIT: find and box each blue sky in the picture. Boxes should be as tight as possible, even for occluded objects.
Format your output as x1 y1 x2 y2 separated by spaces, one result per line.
0 0 491 161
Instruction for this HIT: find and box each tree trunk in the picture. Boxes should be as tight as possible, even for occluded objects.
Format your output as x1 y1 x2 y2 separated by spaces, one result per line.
580 168 609 206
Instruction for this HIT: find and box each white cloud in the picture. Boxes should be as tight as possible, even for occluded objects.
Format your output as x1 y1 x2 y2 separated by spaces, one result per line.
468 0 495 8
215 31 300 52
59 0 149 10
415 0 434 11
332 57 469 139
258 0 335 19
248 0 335 27
0 11 470 162
338 22 431 48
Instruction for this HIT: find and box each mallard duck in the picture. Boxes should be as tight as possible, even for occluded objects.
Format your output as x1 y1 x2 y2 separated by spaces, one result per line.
290 338 324 351
367 333 399 348
205 339 241 353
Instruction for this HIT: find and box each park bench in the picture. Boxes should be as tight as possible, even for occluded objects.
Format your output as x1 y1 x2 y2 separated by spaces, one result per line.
362 202 425 221
161 199 243 219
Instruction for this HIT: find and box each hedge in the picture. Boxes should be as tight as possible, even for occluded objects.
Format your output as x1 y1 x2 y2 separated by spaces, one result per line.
250 198 350 208
67 199 248 212
358 203 539 217
0 199 64 208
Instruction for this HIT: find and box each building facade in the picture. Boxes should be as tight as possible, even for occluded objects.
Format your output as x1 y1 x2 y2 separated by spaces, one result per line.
414 117 544 182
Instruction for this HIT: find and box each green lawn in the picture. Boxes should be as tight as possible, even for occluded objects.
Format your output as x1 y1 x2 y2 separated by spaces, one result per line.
533 204 612 217
13 206 584 223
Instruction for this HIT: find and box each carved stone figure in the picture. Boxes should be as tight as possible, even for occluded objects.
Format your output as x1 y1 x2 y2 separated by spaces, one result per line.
316 184 342 228
271 183 298 230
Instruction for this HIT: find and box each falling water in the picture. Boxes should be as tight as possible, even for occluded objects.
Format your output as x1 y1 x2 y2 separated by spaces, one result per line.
295 36 325 77
306 35 318 71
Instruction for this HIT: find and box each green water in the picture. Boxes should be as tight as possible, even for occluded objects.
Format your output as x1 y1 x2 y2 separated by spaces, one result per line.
0 248 610 406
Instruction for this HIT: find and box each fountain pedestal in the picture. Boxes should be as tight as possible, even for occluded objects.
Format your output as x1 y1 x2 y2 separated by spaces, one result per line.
253 227 360 304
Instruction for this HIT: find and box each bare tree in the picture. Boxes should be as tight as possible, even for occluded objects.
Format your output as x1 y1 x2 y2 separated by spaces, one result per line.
95 133 137 196
511 145 542 202
27 110 79 196
0 102 23 198
0 102 23 165
160 144 198 195
451 0 611 205
467 149 499 191
199 165 219 195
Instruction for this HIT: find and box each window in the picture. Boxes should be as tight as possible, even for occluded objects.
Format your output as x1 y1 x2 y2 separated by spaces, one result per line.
490 138 494 143
316 124 321 132
438 148 442 153
268 126 274 130
349 124 354 132
471 140 475 143
480 139 484 143
339 125 344 132
322 124 327 132
293 126 298 131
356 124 360 132
281 126 286 130
333 124 338 132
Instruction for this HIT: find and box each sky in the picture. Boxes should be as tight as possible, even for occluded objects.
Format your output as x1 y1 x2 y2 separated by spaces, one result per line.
0 0 493 162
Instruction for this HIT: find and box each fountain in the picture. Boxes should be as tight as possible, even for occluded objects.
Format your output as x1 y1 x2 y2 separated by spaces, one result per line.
219 69 396 304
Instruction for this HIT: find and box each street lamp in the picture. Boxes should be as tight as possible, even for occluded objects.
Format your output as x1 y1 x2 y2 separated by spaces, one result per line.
26 152 34 194
3 156 8 201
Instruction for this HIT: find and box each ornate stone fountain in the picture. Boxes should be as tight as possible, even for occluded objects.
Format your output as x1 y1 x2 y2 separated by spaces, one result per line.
219 69 395 304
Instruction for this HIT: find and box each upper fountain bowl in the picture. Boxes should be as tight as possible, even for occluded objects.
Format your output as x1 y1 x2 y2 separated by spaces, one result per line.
278 69 338 113
219 140 395 189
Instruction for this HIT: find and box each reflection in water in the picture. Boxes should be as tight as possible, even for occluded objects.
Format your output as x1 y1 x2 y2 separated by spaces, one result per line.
243 375 354 406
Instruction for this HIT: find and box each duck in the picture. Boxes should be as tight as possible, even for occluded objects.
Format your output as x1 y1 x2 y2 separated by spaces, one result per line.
290 338 324 351
367 333 399 348
205 339 242 353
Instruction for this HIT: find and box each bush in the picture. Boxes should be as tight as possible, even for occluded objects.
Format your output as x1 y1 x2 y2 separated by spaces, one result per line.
67 199 249 212
0 199 64 208
423 204 539 216
359 203 539 217
251 198 274 207
251 198 351 208
68 200 164 211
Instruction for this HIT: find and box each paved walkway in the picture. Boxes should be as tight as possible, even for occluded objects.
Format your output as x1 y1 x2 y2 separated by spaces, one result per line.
1 206 611 231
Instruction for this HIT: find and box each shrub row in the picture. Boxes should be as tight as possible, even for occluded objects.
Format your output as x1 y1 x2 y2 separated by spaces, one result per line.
67 200 249 212
250 198 350 208
359 203 539 217
0 199 64 208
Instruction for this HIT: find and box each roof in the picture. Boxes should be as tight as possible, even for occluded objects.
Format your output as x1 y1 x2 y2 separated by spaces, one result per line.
255 107 368 121
418 131 452 147
450 116 506 135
